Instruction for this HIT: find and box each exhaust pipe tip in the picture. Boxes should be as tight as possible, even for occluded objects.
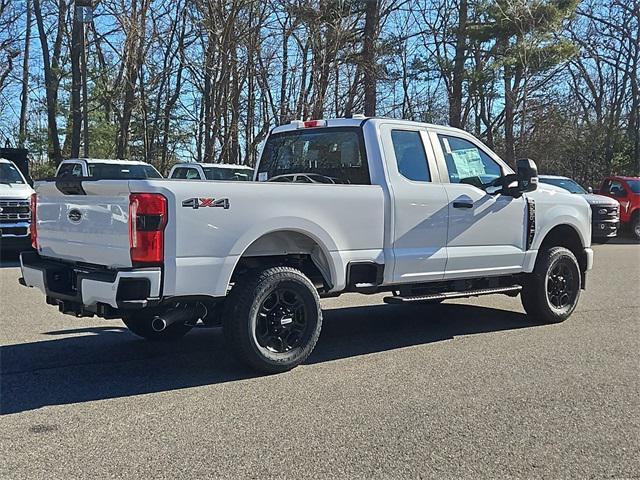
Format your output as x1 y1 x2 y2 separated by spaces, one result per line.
151 317 167 332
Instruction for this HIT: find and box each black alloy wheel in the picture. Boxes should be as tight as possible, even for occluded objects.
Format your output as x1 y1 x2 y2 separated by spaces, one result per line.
546 260 578 310
256 288 308 353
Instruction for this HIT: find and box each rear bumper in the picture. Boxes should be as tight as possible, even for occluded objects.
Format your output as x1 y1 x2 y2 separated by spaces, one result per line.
19 251 161 317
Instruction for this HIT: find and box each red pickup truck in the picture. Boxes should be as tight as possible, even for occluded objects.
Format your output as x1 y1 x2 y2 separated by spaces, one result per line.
598 176 640 240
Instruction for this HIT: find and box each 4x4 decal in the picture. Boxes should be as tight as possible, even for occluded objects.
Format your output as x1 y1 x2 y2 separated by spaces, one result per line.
182 197 230 209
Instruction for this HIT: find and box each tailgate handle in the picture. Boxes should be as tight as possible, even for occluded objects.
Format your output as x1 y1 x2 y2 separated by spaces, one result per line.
453 201 473 209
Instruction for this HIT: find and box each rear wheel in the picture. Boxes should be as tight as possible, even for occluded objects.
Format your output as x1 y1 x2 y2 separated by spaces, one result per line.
632 213 640 241
223 266 322 373
521 246 581 324
122 311 193 341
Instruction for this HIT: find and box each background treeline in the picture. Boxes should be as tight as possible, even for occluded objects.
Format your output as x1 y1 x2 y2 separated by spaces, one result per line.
0 0 638 185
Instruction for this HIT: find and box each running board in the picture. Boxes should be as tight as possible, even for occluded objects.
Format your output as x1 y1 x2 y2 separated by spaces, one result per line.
383 285 522 304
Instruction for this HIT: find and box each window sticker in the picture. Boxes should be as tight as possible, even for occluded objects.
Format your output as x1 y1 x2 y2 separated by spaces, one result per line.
258 171 268 182
450 148 486 178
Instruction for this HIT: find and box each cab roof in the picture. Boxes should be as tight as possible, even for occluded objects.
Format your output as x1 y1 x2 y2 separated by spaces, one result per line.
63 158 152 166
270 117 467 135
173 162 253 170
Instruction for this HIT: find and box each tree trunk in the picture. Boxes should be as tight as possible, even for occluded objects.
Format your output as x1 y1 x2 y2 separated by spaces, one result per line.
362 0 379 117
504 68 516 166
116 0 149 159
279 20 289 124
18 0 32 148
32 0 62 163
449 0 467 128
70 7 82 158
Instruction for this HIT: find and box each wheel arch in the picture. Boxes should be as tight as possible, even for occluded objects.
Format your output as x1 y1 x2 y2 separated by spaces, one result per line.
535 223 588 273
218 218 344 296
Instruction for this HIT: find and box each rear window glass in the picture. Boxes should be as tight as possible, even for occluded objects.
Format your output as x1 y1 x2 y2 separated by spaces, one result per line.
203 167 253 181
88 163 162 179
257 127 369 185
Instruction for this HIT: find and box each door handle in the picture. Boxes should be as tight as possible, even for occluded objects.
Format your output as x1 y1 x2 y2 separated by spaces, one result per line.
453 201 473 209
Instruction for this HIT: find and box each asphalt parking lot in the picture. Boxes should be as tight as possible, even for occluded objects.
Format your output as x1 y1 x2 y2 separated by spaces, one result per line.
1 240 639 479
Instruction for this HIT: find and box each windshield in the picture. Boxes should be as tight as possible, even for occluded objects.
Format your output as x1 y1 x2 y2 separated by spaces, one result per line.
0 162 26 184
203 167 252 181
539 177 586 194
257 127 369 185
626 179 640 193
87 163 162 179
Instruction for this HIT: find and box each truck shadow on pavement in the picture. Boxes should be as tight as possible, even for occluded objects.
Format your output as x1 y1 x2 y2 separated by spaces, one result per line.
1 303 542 415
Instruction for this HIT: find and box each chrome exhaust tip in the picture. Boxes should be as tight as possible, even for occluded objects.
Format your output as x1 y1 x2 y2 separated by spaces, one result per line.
151 317 167 332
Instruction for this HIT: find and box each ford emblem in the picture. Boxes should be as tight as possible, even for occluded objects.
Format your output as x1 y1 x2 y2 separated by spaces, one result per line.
68 208 83 223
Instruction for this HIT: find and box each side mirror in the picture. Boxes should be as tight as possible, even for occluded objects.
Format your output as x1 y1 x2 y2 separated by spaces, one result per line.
587 186 593 194
516 158 538 193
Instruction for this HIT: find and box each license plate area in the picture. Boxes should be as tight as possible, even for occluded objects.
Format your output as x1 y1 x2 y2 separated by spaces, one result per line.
45 265 78 296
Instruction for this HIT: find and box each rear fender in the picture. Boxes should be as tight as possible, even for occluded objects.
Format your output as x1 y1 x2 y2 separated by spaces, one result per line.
213 217 342 296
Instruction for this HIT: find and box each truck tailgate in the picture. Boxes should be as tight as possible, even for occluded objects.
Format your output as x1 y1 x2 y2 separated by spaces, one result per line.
35 181 132 267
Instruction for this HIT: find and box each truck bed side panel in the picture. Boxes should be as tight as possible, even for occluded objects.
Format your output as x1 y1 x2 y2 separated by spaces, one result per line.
131 180 385 297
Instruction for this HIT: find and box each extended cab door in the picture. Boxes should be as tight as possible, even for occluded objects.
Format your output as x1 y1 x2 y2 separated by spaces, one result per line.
428 130 527 279
380 123 449 283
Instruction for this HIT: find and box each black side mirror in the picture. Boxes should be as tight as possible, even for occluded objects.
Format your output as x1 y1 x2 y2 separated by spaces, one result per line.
516 158 538 193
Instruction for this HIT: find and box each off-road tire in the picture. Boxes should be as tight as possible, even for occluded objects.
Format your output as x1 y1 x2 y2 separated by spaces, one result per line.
122 311 192 341
521 246 581 324
223 266 322 374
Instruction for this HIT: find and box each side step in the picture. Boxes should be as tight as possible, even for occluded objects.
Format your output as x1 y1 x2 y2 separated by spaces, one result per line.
383 285 522 304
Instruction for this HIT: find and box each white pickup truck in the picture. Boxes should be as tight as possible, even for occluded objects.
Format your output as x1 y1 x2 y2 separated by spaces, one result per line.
20 118 593 372
1 158 35 249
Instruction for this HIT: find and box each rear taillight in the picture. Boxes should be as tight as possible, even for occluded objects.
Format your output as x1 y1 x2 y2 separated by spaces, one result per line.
30 193 38 249
129 193 167 264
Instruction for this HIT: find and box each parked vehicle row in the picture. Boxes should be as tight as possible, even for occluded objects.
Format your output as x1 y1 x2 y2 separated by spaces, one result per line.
56 158 255 182
538 175 620 242
21 117 596 373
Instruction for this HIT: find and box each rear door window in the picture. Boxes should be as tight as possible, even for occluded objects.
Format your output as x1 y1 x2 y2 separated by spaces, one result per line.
391 130 431 182
172 168 187 179
258 127 369 185
87 163 161 179
185 168 201 180
58 163 83 177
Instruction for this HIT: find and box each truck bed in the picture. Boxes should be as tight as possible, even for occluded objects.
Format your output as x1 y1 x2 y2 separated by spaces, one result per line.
34 179 386 296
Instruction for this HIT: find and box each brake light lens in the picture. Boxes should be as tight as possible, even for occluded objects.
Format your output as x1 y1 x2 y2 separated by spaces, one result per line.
30 193 38 249
129 193 167 264
303 119 326 128
291 119 327 129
